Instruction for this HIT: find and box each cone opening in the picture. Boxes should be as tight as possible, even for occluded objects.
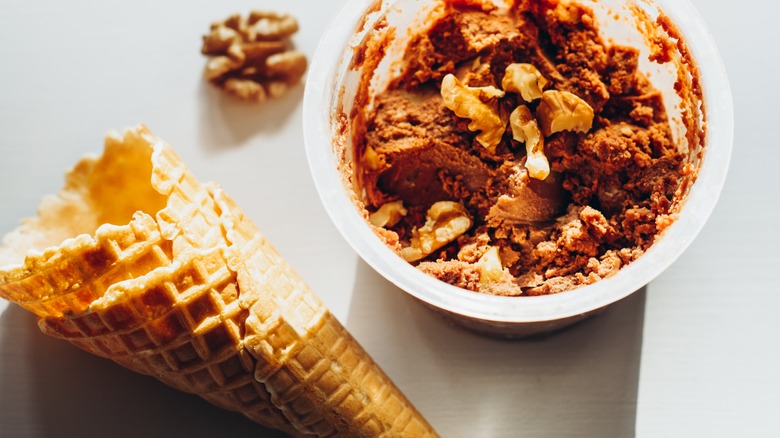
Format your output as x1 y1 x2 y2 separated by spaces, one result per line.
0 125 168 268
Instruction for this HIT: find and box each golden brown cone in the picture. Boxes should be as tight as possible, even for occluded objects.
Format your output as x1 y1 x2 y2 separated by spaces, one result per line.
0 125 438 437
40 245 301 436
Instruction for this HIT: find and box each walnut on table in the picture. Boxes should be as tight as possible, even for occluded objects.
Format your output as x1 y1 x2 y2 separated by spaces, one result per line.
201 11 307 102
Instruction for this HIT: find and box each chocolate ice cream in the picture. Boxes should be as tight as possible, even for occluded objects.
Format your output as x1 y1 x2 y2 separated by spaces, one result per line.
352 0 700 296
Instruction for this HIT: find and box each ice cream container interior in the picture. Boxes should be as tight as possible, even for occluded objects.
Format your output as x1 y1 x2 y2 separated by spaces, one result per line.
303 0 732 337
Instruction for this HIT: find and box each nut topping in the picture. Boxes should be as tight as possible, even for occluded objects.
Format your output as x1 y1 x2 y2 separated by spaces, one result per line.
439 64 593 179
369 201 408 228
502 63 549 102
400 201 473 262
362 145 384 170
509 105 549 180
477 247 505 284
536 90 595 136
440 74 506 152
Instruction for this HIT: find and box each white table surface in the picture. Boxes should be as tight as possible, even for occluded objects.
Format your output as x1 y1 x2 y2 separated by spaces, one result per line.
0 1 775 437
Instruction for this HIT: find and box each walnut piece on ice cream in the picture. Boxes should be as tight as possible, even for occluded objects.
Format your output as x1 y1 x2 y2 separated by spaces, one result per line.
440 74 506 152
509 105 549 180
362 145 384 170
369 201 408 228
478 247 505 284
502 63 548 102
201 11 307 102
401 201 473 262
536 90 595 136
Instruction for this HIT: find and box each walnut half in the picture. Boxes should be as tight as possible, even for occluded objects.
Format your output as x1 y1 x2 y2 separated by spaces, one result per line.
536 90 594 137
201 11 307 102
369 201 407 228
502 63 548 103
440 74 506 153
400 201 473 262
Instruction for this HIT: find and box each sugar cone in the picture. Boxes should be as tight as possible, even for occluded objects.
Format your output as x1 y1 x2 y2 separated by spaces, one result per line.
0 212 171 318
0 125 438 437
41 245 300 436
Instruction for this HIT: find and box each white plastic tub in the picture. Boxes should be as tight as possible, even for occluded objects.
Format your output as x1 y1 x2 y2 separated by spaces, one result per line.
303 0 733 337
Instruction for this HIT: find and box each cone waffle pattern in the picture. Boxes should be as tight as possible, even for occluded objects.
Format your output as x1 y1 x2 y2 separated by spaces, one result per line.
212 188 437 436
40 247 298 435
0 212 170 318
0 125 438 437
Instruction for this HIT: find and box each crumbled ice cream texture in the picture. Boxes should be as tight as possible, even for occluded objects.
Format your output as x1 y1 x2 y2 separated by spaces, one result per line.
355 0 688 296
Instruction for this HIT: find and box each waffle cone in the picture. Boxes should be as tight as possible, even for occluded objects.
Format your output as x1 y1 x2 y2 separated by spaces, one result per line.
0 125 438 437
